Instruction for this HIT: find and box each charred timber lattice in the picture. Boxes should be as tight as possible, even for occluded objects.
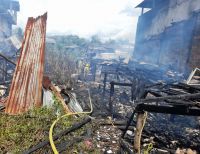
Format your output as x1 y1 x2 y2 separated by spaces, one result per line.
123 89 200 137
122 83 200 153
109 81 135 115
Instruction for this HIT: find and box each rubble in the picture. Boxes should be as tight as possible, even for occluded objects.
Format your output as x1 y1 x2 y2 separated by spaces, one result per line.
0 0 200 153
1 46 200 153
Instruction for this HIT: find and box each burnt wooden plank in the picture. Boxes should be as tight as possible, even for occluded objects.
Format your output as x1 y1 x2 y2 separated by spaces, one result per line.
136 104 200 116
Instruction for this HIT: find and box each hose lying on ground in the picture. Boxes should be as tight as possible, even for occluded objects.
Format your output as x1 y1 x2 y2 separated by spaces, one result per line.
49 89 93 154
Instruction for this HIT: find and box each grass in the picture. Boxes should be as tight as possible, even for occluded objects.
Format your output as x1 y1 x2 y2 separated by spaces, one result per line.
0 95 100 153
0 106 58 153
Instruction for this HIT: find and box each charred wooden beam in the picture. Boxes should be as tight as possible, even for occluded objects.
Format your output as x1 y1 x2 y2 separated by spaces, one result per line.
136 104 200 116
109 81 135 116
160 89 188 95
0 53 16 66
103 73 107 96
148 90 199 106
121 110 137 138
145 82 164 88
122 91 148 138
110 81 133 87
23 117 91 154
109 82 114 115
171 82 200 92
135 92 200 104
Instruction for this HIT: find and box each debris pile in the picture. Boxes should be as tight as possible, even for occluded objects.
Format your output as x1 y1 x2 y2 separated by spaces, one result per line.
0 10 200 154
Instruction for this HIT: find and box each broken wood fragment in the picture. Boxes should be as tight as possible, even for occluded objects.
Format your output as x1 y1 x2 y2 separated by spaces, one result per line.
50 84 71 113
136 92 200 104
136 104 200 116
134 111 147 154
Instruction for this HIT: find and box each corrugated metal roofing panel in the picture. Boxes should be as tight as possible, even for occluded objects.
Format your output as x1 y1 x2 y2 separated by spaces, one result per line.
5 13 47 114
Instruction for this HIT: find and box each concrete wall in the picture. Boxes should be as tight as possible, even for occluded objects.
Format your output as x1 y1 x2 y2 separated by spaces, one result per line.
133 0 200 73
144 0 200 38
189 13 200 69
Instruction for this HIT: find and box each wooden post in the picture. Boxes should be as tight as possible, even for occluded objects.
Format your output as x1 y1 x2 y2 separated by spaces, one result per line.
0 59 2 81
131 83 134 101
5 60 8 82
93 63 96 81
3 60 6 82
103 73 107 96
134 111 147 154
109 82 114 116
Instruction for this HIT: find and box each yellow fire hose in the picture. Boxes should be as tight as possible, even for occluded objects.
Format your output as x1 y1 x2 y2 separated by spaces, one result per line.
49 89 152 154
49 89 93 154
144 143 153 154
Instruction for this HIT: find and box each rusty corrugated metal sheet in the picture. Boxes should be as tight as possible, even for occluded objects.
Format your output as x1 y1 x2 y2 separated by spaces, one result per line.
5 13 47 114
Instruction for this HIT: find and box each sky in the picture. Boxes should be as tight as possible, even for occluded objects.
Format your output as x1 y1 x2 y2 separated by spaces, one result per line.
17 0 143 41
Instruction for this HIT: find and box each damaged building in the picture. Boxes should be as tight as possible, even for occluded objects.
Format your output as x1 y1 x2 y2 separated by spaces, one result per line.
0 0 19 38
0 0 20 54
0 0 20 83
0 0 200 153
133 0 200 74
